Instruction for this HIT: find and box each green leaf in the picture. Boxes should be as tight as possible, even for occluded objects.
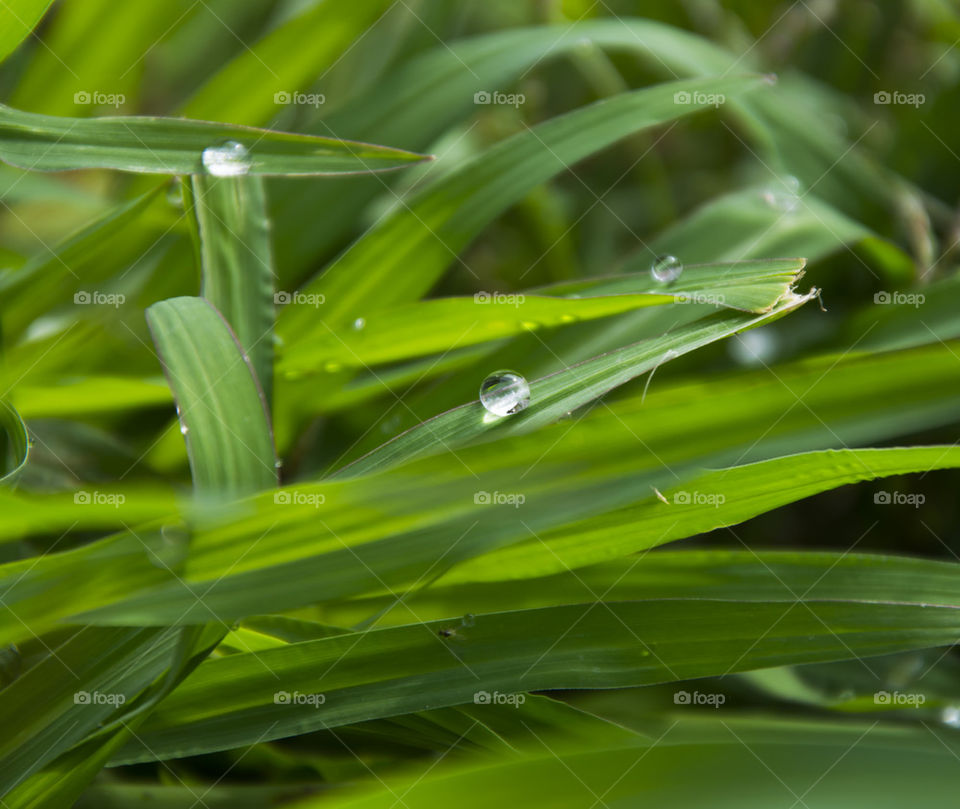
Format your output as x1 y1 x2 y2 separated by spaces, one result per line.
277 74 771 337
339 283 815 476
111 549 960 763
0 400 28 486
0 104 431 176
278 259 806 375
146 296 277 496
192 175 275 402
0 0 54 64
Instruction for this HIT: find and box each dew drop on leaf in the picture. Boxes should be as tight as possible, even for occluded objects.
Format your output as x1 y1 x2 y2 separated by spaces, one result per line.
202 140 251 177
650 255 682 283
479 370 530 416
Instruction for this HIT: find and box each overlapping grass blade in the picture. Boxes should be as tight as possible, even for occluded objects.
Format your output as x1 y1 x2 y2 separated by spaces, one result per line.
0 104 431 175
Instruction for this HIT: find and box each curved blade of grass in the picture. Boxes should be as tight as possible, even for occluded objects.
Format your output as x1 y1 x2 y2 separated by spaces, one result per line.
277 74 770 338
279 259 805 374
192 175 275 402
0 400 28 486
0 104 431 176
146 296 277 496
110 547 960 762
338 284 816 477
0 0 54 64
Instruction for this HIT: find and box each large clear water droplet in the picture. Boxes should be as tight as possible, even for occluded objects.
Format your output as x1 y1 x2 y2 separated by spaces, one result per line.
762 175 801 213
202 140 251 177
479 370 530 416
353 317 366 330
650 255 683 283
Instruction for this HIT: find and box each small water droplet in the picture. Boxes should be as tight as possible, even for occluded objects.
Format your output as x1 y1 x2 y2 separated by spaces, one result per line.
761 176 801 213
559 314 577 324
461 613 476 628
148 524 191 569
729 328 778 366
324 361 342 373
202 140 251 177
521 320 538 331
353 317 366 330
479 370 530 417
942 706 960 728
763 73 778 86
179 422 189 436
274 459 283 469
165 179 183 208
650 255 683 283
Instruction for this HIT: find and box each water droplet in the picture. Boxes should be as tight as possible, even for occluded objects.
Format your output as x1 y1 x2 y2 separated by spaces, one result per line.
729 328 778 366
521 320 538 331
324 361 342 373
559 314 577 324
353 317 366 331
202 140 251 177
179 422 189 436
461 613 476 628
148 524 190 569
479 370 530 417
763 73 778 86
650 255 683 283
942 706 960 728
274 459 283 469
761 176 801 213
165 179 183 208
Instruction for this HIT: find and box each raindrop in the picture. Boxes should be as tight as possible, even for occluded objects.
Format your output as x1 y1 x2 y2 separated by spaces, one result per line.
353 317 366 331
479 370 530 417
763 73 778 86
942 706 960 728
729 328 778 366
179 422 189 436
148 523 190 569
761 175 801 213
461 613 476 628
650 255 683 283
201 140 251 177
165 179 184 208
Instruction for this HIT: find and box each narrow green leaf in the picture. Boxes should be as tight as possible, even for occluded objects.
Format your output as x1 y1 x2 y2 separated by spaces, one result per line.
0 400 28 486
146 296 277 496
0 0 54 64
0 104 431 176
193 175 275 401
